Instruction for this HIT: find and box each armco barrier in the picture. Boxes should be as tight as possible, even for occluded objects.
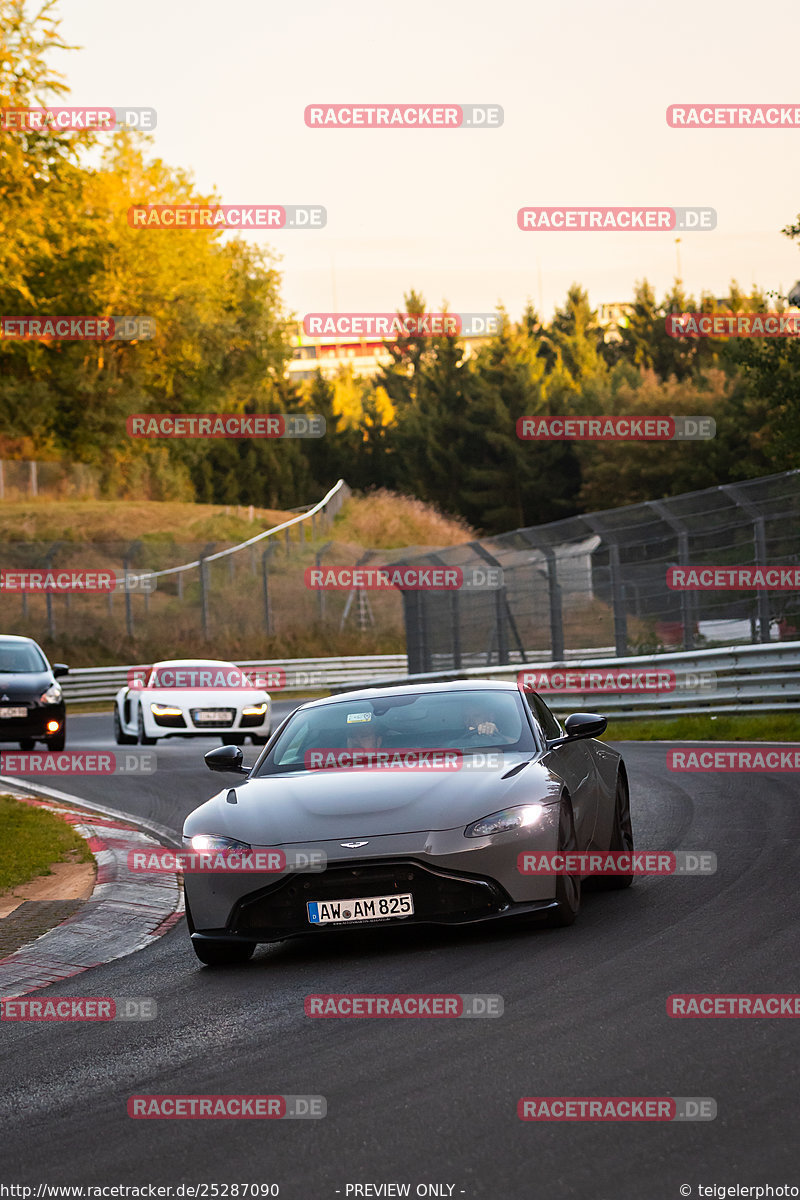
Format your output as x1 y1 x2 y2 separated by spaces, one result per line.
61 646 616 706
62 655 410 705
330 641 800 719
64 642 800 716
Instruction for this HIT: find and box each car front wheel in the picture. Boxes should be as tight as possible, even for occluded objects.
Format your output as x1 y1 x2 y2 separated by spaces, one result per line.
114 707 137 746
545 794 581 927
137 707 157 746
595 772 634 890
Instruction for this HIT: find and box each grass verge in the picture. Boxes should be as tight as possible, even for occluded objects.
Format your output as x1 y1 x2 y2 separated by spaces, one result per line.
0 795 94 893
604 713 800 742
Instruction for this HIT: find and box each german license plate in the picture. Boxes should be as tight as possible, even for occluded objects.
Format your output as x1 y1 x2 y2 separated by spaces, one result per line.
194 710 230 723
307 893 414 925
0 707 27 718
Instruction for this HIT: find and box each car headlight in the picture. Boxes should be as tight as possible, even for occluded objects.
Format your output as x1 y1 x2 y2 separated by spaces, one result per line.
242 703 268 716
151 703 183 716
464 805 544 838
186 835 252 852
40 682 62 704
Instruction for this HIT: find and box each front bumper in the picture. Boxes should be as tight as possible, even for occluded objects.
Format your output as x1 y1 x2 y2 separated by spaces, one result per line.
185 812 564 943
0 703 65 742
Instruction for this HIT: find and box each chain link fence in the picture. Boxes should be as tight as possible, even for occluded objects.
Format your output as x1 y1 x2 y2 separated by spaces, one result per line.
0 482 350 649
0 459 101 500
391 471 800 673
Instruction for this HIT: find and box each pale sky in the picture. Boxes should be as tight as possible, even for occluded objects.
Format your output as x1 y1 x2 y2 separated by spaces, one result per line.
55 0 800 321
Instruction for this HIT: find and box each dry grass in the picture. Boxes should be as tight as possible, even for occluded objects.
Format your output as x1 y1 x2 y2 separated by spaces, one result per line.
334 490 474 549
0 500 293 544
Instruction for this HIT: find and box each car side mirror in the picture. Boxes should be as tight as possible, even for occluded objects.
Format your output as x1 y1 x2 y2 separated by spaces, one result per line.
52 664 70 678
546 712 607 749
205 745 249 774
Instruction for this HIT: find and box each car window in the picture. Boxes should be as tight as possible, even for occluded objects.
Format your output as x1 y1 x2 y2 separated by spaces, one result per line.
525 691 562 740
0 642 47 672
260 690 536 775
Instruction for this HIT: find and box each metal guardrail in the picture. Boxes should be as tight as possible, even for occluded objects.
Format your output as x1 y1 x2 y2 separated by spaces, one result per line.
331 641 800 719
64 642 800 717
62 654 409 705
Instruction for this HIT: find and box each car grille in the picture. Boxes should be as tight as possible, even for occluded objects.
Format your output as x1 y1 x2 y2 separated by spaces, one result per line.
190 708 236 728
229 859 510 936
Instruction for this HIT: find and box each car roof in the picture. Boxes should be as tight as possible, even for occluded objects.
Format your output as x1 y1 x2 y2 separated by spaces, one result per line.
297 679 522 711
0 635 39 645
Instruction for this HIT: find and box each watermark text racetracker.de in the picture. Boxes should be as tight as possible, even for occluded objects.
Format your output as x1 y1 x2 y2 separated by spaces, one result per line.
517 667 716 695
668 747 800 772
518 850 716 875
128 205 326 230
667 312 800 338
1 996 156 1021
305 565 503 592
127 414 324 439
0 316 156 340
517 206 716 231
128 1095 326 1119
667 565 800 590
128 665 285 690
304 103 502 128
0 106 156 130
517 1097 717 1121
303 749 509 772
668 994 800 1017
128 847 326 873
517 416 715 441
667 103 800 127
0 751 156 775
302 312 504 337
304 993 503 1017
0 570 155 594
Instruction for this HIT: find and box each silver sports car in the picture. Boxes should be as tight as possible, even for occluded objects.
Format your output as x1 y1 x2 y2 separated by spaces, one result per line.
182 681 633 966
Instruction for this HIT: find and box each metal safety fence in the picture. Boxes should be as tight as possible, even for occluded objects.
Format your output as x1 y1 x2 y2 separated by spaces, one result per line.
0 480 350 642
332 641 800 720
390 471 800 673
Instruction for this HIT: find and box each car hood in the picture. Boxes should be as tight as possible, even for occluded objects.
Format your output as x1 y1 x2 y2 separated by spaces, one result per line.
0 672 53 700
184 753 563 843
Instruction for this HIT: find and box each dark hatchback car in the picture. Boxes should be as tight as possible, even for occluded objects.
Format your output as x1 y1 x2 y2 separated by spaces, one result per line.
0 635 68 750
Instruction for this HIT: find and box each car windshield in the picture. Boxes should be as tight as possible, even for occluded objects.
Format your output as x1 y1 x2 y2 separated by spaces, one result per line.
256 690 535 776
149 663 248 689
0 641 47 673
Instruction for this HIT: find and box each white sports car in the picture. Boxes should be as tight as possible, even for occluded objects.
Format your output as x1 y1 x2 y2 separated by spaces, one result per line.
113 658 272 746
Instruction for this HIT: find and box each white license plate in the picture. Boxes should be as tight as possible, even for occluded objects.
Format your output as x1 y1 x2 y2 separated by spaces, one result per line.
307 893 414 925
0 707 27 718
194 710 231 723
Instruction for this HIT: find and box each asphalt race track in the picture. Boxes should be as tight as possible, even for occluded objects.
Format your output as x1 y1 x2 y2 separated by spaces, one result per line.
1 711 798 1197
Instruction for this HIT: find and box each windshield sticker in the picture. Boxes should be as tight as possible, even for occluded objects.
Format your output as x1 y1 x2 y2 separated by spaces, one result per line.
346 712 373 724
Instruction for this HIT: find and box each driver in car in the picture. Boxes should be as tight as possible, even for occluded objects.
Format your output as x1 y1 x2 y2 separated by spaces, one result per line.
460 701 517 745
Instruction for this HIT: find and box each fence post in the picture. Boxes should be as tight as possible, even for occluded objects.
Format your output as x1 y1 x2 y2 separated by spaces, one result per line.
315 551 325 622
450 591 462 670
123 557 134 637
608 542 628 656
30 461 38 498
199 558 210 638
46 592 55 638
262 546 274 634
